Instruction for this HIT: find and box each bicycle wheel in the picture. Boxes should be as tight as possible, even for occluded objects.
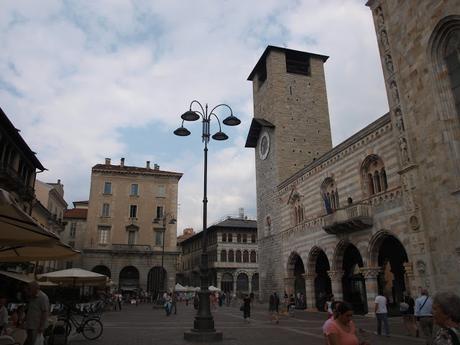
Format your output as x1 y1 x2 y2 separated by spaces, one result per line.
82 318 103 340
57 318 72 337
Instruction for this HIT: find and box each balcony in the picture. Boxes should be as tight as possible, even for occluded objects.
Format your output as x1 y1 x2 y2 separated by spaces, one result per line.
322 203 373 235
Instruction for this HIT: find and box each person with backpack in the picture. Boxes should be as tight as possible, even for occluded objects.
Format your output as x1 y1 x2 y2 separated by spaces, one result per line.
431 292 460 345
268 292 280 324
401 293 416 336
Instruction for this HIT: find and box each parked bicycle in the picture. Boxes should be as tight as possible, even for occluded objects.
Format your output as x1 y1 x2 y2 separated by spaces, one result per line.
58 305 103 341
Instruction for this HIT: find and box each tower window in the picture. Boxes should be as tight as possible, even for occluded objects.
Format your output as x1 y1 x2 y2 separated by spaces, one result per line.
285 50 311 76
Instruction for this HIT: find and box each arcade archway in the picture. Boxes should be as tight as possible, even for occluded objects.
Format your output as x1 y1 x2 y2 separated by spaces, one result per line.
119 266 139 293
221 273 233 293
287 252 306 307
147 266 167 299
341 244 367 314
236 273 249 294
92 265 111 278
314 250 332 310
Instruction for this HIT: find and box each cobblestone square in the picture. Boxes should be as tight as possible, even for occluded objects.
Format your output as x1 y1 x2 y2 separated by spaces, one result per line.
68 303 425 345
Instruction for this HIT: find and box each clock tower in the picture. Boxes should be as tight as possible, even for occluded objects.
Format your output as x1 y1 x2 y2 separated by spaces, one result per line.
245 46 332 299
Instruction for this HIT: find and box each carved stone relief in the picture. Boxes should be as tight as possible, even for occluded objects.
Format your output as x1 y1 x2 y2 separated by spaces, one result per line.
394 107 405 133
409 215 420 231
399 137 410 164
390 80 400 105
385 54 394 74
375 7 385 28
416 260 426 275
380 30 390 51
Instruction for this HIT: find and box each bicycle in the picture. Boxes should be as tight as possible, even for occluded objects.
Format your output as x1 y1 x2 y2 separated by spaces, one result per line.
58 306 103 341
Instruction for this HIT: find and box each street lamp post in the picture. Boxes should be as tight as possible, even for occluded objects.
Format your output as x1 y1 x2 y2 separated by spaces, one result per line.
174 100 240 342
154 214 176 297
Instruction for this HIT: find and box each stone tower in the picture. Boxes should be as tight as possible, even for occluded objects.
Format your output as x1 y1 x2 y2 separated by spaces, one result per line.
245 46 332 300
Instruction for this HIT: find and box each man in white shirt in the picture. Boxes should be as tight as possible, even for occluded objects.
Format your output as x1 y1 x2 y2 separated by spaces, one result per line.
415 289 433 344
375 293 390 336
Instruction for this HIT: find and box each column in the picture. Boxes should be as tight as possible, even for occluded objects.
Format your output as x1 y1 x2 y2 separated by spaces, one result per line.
303 273 317 310
360 267 381 315
216 272 222 291
327 270 344 301
233 273 237 294
248 276 252 293
403 262 418 298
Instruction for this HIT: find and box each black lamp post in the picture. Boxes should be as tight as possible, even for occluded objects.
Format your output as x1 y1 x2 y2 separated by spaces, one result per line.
154 214 176 297
174 100 240 342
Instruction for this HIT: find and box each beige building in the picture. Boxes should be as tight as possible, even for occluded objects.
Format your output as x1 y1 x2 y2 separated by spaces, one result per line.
62 201 88 268
177 214 258 296
82 158 182 297
245 0 460 315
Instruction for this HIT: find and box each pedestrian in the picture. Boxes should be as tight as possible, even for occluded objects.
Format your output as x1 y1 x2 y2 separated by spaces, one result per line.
269 292 280 324
324 302 369 345
164 293 172 316
117 293 122 311
401 293 417 336
431 291 460 345
324 294 335 319
415 288 434 344
374 291 390 336
322 301 341 342
0 295 8 335
24 281 49 345
171 292 177 315
193 293 199 310
242 294 251 323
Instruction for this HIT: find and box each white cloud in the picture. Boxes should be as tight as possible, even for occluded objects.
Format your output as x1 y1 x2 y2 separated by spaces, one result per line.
0 0 388 234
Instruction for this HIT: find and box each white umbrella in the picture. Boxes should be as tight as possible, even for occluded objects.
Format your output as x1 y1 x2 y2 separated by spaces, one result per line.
208 285 221 292
0 188 59 245
174 283 187 292
39 268 107 286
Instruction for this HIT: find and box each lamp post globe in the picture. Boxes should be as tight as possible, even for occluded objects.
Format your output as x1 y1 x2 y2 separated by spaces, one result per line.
174 100 240 342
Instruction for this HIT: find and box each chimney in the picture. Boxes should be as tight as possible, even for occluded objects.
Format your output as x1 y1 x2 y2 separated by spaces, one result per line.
239 207 244 219
105 158 111 165
154 164 160 170
120 158 125 167
57 179 61 184
146 161 151 169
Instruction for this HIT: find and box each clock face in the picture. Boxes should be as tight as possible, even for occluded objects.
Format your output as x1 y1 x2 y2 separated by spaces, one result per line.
258 131 270 160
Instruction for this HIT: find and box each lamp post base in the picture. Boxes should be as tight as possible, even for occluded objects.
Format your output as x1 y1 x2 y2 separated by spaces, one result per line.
184 329 223 342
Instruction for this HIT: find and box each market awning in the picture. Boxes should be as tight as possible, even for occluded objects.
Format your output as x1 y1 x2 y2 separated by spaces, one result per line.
39 268 107 286
0 188 59 246
0 241 80 262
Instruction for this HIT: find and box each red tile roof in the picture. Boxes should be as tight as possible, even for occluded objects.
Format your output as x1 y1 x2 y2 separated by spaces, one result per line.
64 208 87 219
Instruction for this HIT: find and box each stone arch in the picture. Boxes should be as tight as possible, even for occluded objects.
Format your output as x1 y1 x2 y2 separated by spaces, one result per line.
92 265 111 278
147 266 166 299
307 246 332 309
119 266 140 293
361 154 387 196
368 230 409 311
221 272 233 292
333 241 367 314
286 251 306 304
236 272 249 294
428 16 460 174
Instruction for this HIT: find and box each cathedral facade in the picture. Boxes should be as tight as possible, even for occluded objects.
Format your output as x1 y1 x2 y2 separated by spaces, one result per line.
246 0 460 314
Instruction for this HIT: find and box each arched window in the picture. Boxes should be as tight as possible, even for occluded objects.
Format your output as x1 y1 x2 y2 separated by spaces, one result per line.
222 233 227 242
243 250 249 263
250 251 257 263
251 234 256 243
320 177 339 213
237 234 241 243
444 29 460 115
228 250 234 262
220 250 227 262
236 250 242 262
228 233 233 242
242 234 247 243
361 155 387 196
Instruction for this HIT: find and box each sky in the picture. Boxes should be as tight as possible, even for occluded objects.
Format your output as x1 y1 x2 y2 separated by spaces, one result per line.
0 0 389 234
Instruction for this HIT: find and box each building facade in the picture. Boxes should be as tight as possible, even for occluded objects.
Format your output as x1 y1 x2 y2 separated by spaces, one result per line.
0 107 45 213
246 0 460 314
178 216 258 297
62 201 88 268
82 158 182 297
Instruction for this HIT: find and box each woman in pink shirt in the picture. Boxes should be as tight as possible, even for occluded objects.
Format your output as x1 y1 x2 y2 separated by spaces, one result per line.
325 302 369 345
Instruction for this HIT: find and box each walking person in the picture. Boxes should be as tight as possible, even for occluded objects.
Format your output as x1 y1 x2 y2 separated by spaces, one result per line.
242 294 251 323
431 291 460 345
401 293 417 336
269 292 280 324
374 292 390 336
24 281 49 345
171 292 177 315
324 302 369 345
415 288 434 344
324 294 335 319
